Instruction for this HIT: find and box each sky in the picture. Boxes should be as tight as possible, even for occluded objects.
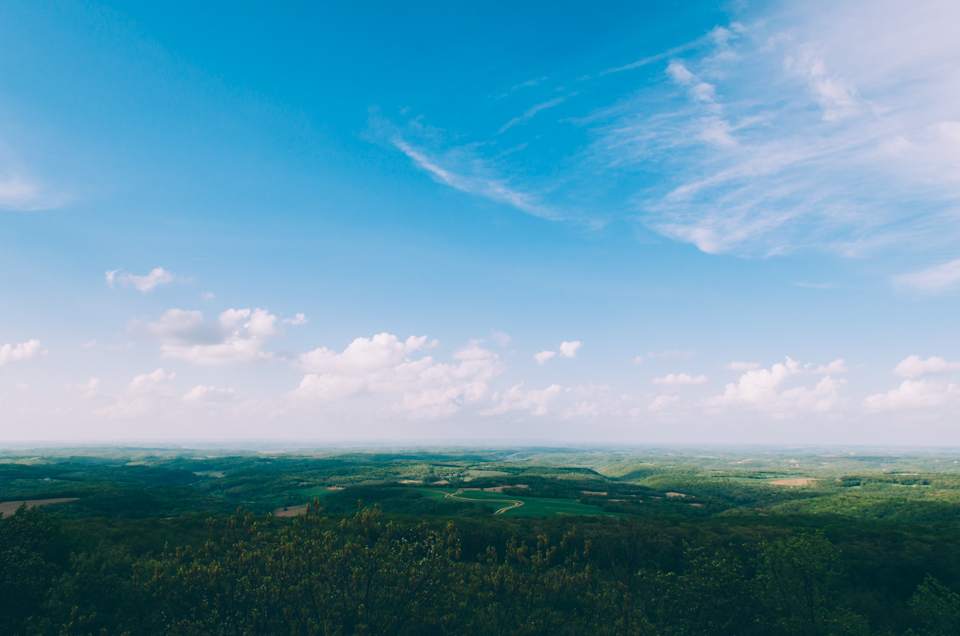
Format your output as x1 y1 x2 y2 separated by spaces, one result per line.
1 0 959 445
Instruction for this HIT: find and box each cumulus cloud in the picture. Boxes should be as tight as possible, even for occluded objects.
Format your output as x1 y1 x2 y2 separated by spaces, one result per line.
489 383 564 416
96 369 177 419
559 340 582 358
106 267 174 293
183 385 237 403
71 377 101 399
0 339 44 367
648 394 680 413
284 313 308 326
534 350 557 365
653 373 708 386
894 355 960 378
148 307 280 365
129 368 176 393
535 340 582 364
490 331 512 347
865 379 959 411
727 361 761 371
814 359 848 375
295 333 500 418
710 357 844 415
865 355 960 412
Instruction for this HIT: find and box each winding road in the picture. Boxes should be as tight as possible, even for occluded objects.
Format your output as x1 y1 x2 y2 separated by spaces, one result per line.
444 489 524 515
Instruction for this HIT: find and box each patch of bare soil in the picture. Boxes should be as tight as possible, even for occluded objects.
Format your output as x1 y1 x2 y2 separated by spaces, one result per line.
273 504 309 517
581 490 608 496
665 491 689 498
483 484 529 493
769 477 818 487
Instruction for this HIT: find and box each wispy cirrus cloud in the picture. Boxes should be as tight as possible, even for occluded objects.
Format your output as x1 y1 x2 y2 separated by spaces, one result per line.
895 258 960 293
380 1 960 274
498 95 571 134
0 173 64 211
390 137 559 221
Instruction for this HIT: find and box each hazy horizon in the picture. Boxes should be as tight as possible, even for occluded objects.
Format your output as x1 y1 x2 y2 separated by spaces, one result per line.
3 1 959 445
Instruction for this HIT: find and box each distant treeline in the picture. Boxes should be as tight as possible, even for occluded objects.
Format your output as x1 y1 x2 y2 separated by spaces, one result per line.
2 505 960 635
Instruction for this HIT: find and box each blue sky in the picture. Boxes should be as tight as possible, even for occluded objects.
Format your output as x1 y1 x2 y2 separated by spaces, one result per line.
2 0 959 444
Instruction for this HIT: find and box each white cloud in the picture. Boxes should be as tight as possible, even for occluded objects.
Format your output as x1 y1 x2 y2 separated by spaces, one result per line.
283 312 308 326
97 369 176 419
489 383 564 416
0 339 44 367
559 340 582 358
624 3 960 257
865 379 959 411
148 307 280 365
895 258 960 293
300 333 432 374
727 361 760 371
894 355 960 379
295 334 500 418
666 60 717 105
648 394 680 412
534 350 557 365
698 116 737 147
72 377 101 399
183 385 237 403
0 173 62 211
653 372 708 386
783 48 860 122
129 368 176 393
536 340 581 364
391 136 558 220
490 330 512 347
814 359 848 375
499 95 569 134
710 357 844 415
106 267 175 293
391 2 960 262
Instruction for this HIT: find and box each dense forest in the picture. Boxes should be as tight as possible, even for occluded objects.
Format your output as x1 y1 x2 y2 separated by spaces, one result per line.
2 448 960 634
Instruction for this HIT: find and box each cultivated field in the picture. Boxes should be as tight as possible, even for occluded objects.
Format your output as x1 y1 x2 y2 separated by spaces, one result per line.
0 497 78 517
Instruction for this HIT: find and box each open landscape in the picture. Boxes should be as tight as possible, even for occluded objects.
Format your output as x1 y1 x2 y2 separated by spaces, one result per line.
4 0 960 633
3 445 960 634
